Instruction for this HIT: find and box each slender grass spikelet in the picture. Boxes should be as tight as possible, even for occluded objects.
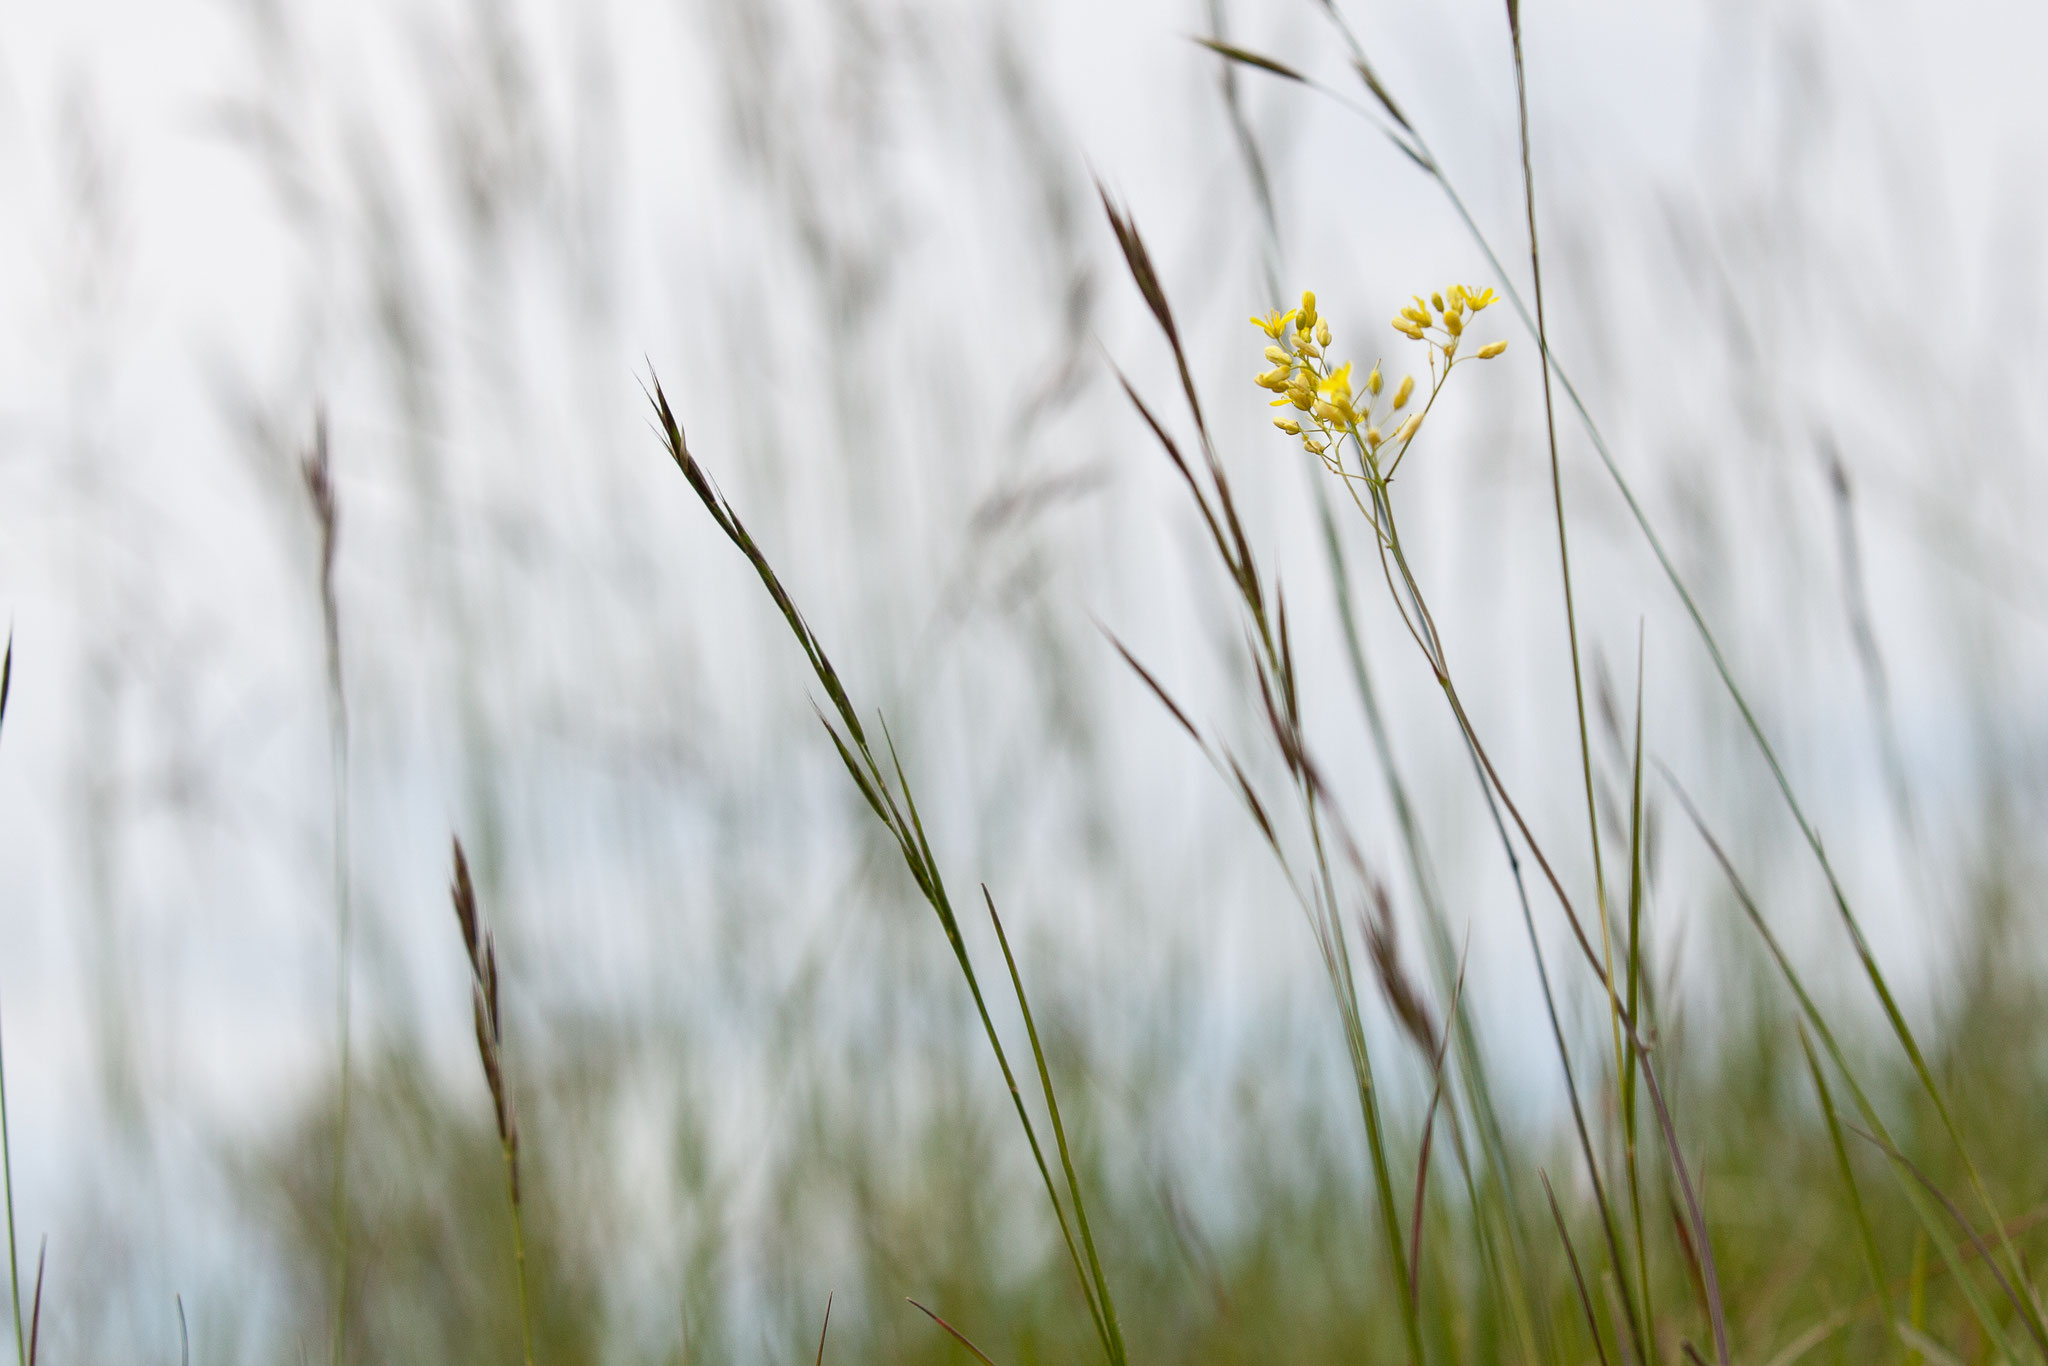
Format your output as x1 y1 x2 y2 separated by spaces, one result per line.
448 838 536 1366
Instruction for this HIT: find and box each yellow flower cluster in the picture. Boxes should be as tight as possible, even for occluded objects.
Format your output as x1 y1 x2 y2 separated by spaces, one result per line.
1252 286 1506 478
1391 283 1503 358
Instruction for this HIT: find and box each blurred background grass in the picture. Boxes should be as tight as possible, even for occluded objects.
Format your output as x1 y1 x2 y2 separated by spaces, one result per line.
1 0 2047 1360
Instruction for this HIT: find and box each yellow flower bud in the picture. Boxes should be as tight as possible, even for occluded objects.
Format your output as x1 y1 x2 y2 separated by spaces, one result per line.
1289 385 1315 411
1367 368 1383 395
1274 416 1302 435
1257 366 1291 390
1315 317 1332 347
1392 317 1423 340
1397 414 1422 444
1477 339 1508 359
1448 284 1466 308
1431 291 1445 312
1402 305 1430 327
1264 345 1290 366
1442 337 1458 358
1365 426 1383 449
1299 290 1318 328
1313 400 1341 425
1392 375 1414 409
1304 436 1328 455
1445 312 1463 337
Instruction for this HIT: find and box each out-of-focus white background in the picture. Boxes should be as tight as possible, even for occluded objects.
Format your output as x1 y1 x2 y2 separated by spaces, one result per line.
1 0 2046 1354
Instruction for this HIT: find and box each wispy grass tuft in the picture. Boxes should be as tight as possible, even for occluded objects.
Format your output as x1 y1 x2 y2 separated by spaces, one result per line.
648 377 1128 1366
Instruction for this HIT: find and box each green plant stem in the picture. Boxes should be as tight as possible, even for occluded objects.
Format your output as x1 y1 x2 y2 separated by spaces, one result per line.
0 1000 21 1366
0 638 23 1366
326 727 353 1366
1503 25 1645 1365
1665 772 2030 1362
1796 1024 1895 1347
1355 465 1720 1359
504 1142 536 1366
1097 196 1424 1361
652 384 1127 1364
1622 642 1658 1366
984 893 1124 1362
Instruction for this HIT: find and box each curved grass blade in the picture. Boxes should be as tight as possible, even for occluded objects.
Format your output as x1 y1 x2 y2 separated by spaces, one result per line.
1621 634 1658 1365
1796 1023 1895 1346
1847 1125 2048 1358
1663 770 2028 1361
1542 1171 1614 1366
23 1241 37 1366
906 1300 999 1366
0 635 24 1366
983 890 1123 1355
651 383 1124 1364
1409 940 1469 1311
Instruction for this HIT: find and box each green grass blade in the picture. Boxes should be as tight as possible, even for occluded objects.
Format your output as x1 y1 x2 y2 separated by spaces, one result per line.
1622 636 1657 1366
0 633 25 1366
651 387 1123 1361
1796 1024 1895 1343
1543 1170 1615 1366
1408 944 1469 1312
1500 41 1648 1360
1311 478 1551 1361
983 891 1127 1366
1665 772 2028 1360
23 1240 38 1366
1848 1125 2048 1358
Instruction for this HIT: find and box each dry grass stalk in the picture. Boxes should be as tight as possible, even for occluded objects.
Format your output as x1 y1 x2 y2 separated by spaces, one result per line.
449 837 534 1365
300 411 358 1366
